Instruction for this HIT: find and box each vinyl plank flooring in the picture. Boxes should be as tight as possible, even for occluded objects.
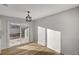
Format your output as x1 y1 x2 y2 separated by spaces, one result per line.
1 43 60 55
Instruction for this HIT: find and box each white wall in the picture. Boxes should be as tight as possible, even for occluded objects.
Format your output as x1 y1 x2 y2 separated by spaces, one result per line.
34 6 79 55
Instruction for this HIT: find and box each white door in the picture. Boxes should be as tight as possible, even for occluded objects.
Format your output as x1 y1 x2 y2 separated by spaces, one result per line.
47 29 61 52
38 26 45 46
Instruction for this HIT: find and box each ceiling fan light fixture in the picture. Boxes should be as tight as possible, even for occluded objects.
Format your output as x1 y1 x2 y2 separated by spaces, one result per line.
26 11 32 22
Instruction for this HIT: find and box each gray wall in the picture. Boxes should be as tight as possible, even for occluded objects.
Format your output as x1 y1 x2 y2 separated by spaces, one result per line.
0 15 34 49
34 7 79 55
0 6 79 55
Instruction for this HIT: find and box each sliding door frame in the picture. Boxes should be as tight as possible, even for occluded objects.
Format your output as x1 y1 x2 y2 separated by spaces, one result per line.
8 22 30 47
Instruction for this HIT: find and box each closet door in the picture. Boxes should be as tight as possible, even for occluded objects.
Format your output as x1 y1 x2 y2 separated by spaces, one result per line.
38 26 45 46
47 29 61 52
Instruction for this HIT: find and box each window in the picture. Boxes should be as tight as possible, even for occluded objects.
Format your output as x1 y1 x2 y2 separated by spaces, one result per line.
9 24 20 40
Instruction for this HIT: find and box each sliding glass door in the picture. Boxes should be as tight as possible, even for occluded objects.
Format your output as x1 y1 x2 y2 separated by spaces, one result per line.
9 23 20 46
20 24 29 44
8 23 29 47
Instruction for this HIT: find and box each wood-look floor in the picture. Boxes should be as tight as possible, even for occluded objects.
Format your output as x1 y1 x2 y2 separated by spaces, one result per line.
1 43 61 55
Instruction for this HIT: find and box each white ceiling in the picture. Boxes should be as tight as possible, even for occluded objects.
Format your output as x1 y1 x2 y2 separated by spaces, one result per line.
0 4 79 20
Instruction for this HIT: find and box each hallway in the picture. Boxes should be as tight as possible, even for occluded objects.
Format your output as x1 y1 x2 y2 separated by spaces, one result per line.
1 43 60 55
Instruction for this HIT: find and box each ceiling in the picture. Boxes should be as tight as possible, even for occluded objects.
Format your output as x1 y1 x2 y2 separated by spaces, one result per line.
0 4 79 20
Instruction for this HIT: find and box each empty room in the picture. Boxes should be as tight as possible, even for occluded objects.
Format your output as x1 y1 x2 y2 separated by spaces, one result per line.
0 4 79 55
